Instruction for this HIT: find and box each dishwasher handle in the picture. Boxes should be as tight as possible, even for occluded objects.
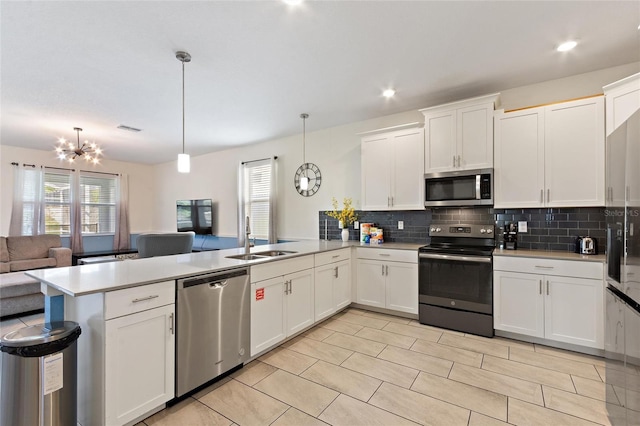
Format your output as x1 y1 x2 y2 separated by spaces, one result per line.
178 268 249 289
209 280 228 289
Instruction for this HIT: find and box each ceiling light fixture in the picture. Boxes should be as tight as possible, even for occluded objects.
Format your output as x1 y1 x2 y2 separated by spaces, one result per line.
556 40 577 52
383 88 396 98
176 51 192 173
55 127 102 164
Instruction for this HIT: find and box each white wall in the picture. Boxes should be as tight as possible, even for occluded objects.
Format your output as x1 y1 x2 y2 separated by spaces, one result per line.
3 62 638 241
151 62 639 241
0 145 156 235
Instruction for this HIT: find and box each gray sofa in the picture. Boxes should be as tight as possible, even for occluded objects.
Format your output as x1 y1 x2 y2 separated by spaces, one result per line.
1 235 72 273
0 235 72 317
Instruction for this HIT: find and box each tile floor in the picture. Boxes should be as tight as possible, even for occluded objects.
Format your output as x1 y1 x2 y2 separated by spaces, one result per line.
0 309 633 425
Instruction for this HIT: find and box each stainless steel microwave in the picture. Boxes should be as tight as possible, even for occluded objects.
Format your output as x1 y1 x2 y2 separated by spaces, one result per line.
424 168 493 207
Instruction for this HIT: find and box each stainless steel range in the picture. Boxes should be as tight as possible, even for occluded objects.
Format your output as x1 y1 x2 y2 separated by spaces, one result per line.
418 224 495 337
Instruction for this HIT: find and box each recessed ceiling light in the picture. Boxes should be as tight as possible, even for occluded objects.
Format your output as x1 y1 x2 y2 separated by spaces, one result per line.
382 89 396 98
557 40 577 52
283 0 303 5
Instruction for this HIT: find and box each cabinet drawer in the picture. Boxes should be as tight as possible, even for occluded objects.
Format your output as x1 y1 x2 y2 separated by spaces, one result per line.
315 248 351 267
251 255 314 283
105 281 175 320
356 247 417 263
493 256 603 280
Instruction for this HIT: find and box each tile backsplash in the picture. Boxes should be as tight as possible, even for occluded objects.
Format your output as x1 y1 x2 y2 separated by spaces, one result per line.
319 206 608 253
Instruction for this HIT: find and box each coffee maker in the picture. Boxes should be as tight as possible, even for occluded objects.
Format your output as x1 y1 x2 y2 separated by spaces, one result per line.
503 222 518 250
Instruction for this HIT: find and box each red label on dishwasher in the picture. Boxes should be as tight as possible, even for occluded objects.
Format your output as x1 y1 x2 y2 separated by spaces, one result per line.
255 288 264 301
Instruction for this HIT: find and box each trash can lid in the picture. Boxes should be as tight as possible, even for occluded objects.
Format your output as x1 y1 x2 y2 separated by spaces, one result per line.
0 321 80 348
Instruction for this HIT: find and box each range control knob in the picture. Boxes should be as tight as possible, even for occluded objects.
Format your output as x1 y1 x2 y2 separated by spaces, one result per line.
480 229 486 234
430 227 436 233
435 227 442 233
486 228 493 234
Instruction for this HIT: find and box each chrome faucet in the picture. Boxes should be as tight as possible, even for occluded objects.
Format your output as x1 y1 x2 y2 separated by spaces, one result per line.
245 216 251 254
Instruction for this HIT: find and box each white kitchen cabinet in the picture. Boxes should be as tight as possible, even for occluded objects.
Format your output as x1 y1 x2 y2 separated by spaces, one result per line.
493 256 604 349
250 256 314 356
105 304 175 426
356 248 418 315
494 96 605 208
64 280 176 426
314 249 352 321
604 72 640 135
360 124 424 210
494 107 545 208
421 93 499 173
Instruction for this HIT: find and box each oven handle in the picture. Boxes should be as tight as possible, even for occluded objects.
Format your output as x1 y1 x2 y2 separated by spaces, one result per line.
419 253 492 263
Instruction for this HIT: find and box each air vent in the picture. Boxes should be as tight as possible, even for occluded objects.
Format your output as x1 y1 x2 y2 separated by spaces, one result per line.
117 125 142 132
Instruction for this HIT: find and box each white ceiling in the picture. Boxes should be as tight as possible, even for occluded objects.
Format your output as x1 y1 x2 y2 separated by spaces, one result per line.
1 1 639 165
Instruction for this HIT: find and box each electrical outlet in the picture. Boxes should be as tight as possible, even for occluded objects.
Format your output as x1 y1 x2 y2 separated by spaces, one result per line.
398 221 404 230
518 221 528 233
354 221 359 230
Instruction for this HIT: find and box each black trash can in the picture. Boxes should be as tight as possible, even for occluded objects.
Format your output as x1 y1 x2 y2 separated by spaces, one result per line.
0 321 81 426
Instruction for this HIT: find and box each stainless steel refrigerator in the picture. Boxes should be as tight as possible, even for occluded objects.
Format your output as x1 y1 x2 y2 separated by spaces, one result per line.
605 109 640 425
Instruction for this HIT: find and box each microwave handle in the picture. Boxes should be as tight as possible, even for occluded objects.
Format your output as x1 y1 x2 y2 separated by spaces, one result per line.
476 175 481 200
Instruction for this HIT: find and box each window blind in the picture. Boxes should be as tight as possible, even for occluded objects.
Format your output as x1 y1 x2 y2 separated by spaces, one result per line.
79 174 116 234
246 161 271 239
44 172 71 235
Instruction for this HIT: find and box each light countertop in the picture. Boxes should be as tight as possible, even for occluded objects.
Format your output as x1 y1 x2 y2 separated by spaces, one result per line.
26 240 423 297
493 248 605 263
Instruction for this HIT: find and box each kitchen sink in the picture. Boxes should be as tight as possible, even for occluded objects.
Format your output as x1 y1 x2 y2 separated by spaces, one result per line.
225 254 269 261
254 250 297 257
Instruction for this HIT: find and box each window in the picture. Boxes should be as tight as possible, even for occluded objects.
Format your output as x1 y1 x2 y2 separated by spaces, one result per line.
79 174 116 234
245 161 272 239
44 172 71 235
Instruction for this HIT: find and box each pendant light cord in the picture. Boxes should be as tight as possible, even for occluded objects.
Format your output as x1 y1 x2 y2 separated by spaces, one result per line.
182 59 185 155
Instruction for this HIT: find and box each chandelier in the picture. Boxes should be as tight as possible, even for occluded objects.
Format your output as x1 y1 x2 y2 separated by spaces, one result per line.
55 127 102 164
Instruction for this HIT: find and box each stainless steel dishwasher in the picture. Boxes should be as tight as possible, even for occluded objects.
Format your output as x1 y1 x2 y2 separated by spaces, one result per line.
176 267 250 397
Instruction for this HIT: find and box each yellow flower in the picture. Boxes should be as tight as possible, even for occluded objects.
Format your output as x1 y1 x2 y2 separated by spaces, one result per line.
326 197 359 226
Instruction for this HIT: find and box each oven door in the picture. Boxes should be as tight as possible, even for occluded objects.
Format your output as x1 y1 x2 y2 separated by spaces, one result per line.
419 252 493 314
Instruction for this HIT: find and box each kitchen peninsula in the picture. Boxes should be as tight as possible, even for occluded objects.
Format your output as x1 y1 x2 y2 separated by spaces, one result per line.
26 240 421 426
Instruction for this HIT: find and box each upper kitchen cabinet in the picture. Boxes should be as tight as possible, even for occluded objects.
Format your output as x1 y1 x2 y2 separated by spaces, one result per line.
494 96 605 208
603 73 640 136
420 93 499 173
360 123 424 211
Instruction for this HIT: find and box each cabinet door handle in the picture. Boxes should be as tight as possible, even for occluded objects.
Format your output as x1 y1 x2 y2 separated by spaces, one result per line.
385 265 389 276
169 313 174 335
457 155 461 168
540 189 544 204
547 189 550 203
132 295 159 303
334 267 338 278
391 196 394 207
546 280 550 296
379 253 391 257
289 280 293 294
382 265 385 276
627 186 630 202
453 155 456 167
539 280 542 295
332 255 340 259
535 265 554 269
387 197 390 207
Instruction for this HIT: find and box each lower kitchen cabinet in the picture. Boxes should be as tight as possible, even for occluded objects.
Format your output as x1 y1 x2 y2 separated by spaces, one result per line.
494 257 604 349
64 280 176 426
356 248 418 315
250 256 315 356
314 259 351 321
105 304 175 426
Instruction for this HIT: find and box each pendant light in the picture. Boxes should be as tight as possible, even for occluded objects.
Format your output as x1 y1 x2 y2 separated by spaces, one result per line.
176 51 191 173
299 113 309 190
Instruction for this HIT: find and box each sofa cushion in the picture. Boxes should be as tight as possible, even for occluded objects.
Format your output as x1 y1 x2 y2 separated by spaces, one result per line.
0 237 8 263
10 258 56 272
7 235 62 261
0 263 9 274
0 272 41 298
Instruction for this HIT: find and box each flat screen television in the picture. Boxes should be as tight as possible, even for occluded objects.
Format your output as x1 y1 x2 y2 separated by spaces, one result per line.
177 199 213 235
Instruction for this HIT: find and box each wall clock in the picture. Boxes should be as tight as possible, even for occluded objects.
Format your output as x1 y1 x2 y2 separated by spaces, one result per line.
294 162 322 197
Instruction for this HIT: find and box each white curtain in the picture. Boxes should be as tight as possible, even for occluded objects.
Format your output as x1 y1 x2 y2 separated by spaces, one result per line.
113 174 131 250
9 166 45 236
70 170 83 253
